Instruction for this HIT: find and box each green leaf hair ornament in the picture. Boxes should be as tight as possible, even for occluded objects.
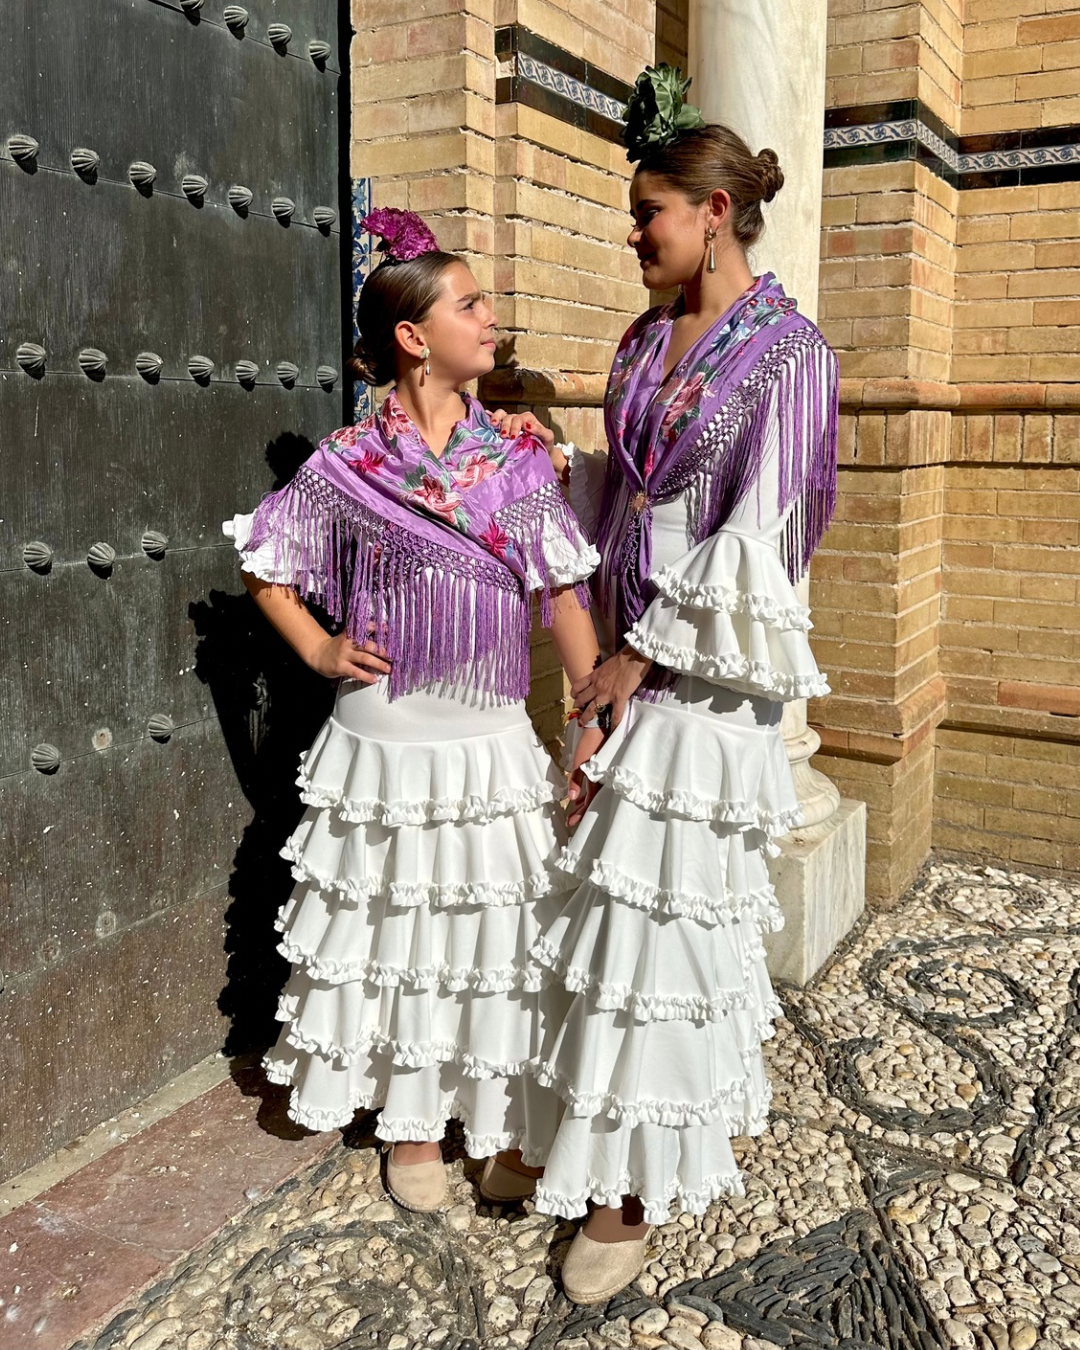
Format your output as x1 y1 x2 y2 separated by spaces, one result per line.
622 64 706 164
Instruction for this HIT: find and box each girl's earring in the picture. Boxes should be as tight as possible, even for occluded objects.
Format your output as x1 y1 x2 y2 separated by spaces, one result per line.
706 228 717 274
421 346 431 377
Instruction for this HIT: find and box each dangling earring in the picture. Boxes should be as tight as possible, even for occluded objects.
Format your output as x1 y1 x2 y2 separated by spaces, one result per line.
705 227 718 273
420 345 431 377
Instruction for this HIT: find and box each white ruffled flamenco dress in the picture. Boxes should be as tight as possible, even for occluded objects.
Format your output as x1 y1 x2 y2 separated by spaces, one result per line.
532 406 830 1224
224 510 599 1156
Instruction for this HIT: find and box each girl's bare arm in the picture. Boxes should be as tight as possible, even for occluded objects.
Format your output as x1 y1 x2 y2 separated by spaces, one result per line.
243 572 391 683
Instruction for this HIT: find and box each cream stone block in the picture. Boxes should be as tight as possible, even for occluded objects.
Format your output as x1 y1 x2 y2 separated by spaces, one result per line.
765 800 867 986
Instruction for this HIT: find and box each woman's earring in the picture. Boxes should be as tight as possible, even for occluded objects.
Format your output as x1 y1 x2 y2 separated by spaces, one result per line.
420 346 431 377
705 228 717 273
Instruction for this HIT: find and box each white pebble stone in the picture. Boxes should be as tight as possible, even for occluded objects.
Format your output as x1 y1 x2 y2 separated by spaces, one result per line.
943 1318 976 1348
523 1276 554 1306
364 1201 397 1222
488 1296 519 1331
1008 1323 1037 1350
666 1303 708 1327
131 1322 185 1350
631 1310 671 1336
662 1328 704 1350
700 1327 742 1350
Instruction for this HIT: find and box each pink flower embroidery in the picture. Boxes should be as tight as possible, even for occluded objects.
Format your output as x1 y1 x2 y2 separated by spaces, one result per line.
480 519 509 559
334 415 377 448
659 371 705 438
348 449 387 475
452 452 501 491
409 474 464 524
380 393 416 443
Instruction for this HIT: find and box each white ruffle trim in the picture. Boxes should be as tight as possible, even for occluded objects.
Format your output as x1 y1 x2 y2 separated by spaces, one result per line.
522 512 600 590
534 1060 774 1129
275 936 551 995
585 763 804 836
279 1016 540 1078
298 775 562 826
295 713 565 826
262 1058 541 1155
534 1166 751 1225
555 852 784 928
530 935 765 1021
281 840 564 911
627 625 831 701
650 565 811 630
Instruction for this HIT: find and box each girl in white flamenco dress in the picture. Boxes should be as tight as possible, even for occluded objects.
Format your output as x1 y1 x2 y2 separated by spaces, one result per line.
225 211 602 1212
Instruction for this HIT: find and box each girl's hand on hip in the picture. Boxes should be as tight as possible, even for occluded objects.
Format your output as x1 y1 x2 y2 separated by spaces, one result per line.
307 631 391 683
571 646 652 733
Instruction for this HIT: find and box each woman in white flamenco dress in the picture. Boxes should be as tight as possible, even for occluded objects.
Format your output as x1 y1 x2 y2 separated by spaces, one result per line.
493 88 839 1303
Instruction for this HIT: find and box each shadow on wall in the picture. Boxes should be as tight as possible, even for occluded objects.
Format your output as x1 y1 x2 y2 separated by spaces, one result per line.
190 432 335 1059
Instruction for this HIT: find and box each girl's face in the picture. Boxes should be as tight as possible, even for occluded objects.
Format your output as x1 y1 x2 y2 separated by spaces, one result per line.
408 262 499 385
628 172 716 291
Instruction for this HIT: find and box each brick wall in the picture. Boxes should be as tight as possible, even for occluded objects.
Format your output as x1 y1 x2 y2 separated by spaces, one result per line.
813 0 1080 900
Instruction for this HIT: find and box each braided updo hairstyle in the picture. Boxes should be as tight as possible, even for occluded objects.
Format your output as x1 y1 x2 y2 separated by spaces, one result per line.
348 250 461 386
635 125 784 248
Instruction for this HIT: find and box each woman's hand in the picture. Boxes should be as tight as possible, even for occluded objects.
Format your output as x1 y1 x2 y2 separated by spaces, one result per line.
306 631 391 684
571 646 652 733
567 724 605 829
489 408 554 447
489 409 568 477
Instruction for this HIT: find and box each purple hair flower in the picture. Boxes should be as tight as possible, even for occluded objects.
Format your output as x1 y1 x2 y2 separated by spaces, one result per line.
361 207 440 263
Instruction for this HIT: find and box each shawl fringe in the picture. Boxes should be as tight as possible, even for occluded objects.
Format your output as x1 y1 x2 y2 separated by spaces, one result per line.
247 466 533 701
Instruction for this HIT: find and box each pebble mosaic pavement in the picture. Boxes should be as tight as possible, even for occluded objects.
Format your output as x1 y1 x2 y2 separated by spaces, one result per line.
68 858 1080 1350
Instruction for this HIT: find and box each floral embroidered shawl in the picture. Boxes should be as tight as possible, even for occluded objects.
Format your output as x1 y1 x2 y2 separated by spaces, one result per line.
596 273 838 648
245 391 589 700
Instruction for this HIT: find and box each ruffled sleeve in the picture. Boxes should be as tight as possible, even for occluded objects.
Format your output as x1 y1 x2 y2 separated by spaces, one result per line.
493 477 599 612
625 343 833 703
561 441 609 543
624 529 828 702
222 510 299 585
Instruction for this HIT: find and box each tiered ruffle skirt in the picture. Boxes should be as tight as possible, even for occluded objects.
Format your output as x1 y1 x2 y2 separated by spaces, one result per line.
530 676 798 1223
263 679 570 1156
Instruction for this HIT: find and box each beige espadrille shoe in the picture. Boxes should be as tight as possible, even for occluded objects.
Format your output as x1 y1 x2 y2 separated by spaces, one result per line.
383 1144 448 1213
478 1156 538 1203
560 1229 649 1305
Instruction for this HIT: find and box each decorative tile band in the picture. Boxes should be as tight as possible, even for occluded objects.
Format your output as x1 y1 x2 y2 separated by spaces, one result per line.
350 176 374 419
825 119 960 174
826 100 1080 188
516 53 625 124
495 26 631 145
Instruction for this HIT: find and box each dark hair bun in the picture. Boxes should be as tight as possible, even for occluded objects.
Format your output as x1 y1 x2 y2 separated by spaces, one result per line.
347 342 383 388
757 148 784 203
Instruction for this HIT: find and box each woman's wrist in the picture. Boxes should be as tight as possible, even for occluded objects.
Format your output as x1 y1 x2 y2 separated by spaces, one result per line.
620 643 652 674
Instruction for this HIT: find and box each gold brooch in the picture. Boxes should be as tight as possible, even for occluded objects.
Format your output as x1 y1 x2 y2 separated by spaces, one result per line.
630 491 648 514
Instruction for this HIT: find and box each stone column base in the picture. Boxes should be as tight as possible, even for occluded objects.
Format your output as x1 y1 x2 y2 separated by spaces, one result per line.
763 798 867 987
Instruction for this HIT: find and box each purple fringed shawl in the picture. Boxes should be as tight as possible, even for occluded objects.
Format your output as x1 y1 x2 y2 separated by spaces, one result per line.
596 273 838 647
245 391 590 700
